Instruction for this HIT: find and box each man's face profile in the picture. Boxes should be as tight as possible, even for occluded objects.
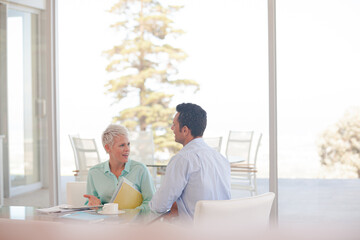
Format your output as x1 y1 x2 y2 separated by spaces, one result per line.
171 112 184 145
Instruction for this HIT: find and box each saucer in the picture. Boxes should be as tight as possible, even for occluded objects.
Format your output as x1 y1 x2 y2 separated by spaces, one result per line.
98 210 125 215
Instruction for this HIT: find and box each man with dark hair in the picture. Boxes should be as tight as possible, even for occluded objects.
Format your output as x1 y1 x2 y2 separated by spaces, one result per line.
175 103 207 138
150 103 231 222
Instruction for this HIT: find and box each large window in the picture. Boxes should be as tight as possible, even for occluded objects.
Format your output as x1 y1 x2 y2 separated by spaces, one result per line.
277 0 360 226
172 0 270 198
58 0 269 202
8 9 40 188
56 0 360 227
1 0 56 206
0 7 42 197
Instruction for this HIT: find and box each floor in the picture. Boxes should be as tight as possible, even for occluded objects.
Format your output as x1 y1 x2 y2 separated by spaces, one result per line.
3 178 360 228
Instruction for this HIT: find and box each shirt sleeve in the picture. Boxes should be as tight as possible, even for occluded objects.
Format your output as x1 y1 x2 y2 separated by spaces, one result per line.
149 154 189 213
136 165 156 211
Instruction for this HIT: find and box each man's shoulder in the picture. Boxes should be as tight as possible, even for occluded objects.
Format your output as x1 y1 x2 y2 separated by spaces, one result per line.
183 139 220 156
171 138 227 163
167 151 189 168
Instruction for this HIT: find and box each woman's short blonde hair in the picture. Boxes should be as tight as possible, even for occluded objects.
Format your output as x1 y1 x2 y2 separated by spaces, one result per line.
102 124 129 150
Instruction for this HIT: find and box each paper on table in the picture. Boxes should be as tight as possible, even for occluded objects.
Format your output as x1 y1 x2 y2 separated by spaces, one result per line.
37 204 98 214
36 204 75 214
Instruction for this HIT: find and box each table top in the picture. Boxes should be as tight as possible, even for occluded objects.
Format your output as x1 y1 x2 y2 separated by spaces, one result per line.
146 164 167 167
0 205 167 225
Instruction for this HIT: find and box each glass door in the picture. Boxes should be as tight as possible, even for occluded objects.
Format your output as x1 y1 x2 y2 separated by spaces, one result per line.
6 8 41 196
277 0 360 227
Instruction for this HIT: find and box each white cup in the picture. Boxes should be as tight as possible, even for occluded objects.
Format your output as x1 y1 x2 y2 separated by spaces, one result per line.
102 203 118 213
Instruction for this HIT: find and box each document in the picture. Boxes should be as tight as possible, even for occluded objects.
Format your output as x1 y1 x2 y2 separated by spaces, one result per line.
37 204 102 214
36 204 83 214
110 177 143 209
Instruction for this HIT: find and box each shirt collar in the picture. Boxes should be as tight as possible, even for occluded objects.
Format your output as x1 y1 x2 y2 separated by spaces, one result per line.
104 161 111 173
104 159 131 174
184 137 203 148
123 159 131 173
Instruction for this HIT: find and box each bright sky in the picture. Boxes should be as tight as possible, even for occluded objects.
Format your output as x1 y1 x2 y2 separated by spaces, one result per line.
58 0 360 178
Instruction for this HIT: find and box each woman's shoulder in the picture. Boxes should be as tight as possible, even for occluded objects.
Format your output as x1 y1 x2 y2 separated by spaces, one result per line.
128 160 150 175
129 159 147 169
89 160 108 172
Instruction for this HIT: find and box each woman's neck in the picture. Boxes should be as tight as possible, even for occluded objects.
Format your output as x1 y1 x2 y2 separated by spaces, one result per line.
109 160 125 178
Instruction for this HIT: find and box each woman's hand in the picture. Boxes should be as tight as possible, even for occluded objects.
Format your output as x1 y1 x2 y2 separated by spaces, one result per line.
83 194 101 206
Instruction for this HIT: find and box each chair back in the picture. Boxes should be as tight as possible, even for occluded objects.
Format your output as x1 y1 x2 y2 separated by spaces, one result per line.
226 131 254 163
69 136 101 179
253 133 263 167
194 192 275 230
66 181 87 206
229 133 262 195
203 137 223 152
129 131 155 165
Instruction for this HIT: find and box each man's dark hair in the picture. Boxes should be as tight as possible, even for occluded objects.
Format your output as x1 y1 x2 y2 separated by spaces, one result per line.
176 103 207 137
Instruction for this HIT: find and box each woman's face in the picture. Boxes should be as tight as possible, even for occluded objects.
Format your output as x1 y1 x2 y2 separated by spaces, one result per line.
106 135 130 165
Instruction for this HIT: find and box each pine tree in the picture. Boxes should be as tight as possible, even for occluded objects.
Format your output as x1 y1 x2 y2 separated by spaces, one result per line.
104 0 199 154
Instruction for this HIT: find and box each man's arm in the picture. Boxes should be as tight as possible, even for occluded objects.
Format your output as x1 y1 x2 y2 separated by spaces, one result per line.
149 155 189 213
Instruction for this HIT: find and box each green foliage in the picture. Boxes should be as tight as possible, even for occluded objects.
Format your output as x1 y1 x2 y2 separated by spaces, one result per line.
104 0 199 153
317 107 360 177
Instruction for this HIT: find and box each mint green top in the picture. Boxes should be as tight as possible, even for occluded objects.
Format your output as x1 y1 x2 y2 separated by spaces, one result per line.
85 159 155 210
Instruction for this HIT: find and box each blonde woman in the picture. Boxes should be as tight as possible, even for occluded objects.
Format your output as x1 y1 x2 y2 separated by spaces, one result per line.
84 124 155 210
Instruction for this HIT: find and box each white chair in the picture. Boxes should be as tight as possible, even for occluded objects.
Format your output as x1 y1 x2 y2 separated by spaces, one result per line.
69 135 102 181
226 131 254 164
226 131 262 196
194 192 275 230
66 181 87 206
203 137 223 152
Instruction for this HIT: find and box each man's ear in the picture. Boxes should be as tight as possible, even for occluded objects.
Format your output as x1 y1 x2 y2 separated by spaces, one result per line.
182 126 191 136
